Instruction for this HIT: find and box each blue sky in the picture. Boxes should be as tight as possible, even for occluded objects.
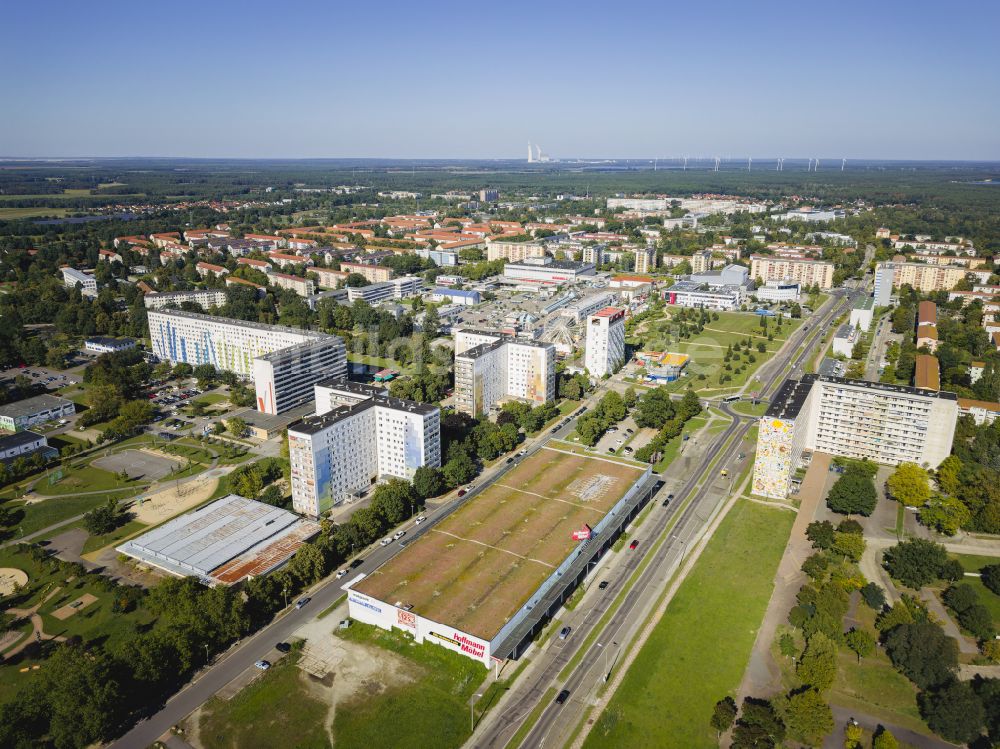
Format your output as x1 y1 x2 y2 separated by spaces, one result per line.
2 0 998 159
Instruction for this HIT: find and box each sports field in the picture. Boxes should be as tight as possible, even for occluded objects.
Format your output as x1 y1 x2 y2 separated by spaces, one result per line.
354 447 647 641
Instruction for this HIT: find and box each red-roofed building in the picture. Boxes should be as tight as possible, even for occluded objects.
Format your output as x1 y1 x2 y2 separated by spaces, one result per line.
196 262 229 279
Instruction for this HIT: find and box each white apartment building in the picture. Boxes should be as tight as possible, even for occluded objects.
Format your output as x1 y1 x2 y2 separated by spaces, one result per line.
585 307 626 377
271 272 316 297
581 244 605 266
691 250 712 274
453 329 556 416
873 261 981 300
754 281 801 303
560 291 619 323
607 197 670 211
312 267 349 289
503 258 596 285
750 255 835 290
486 240 547 263
61 267 97 296
346 276 422 304
147 309 345 415
752 375 958 499
143 289 228 310
288 380 441 516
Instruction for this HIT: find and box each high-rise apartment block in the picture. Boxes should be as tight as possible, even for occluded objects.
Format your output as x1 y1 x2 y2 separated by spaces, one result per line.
749 255 835 289
147 309 346 415
585 307 626 377
634 247 657 274
453 329 555 416
288 380 441 517
752 375 957 499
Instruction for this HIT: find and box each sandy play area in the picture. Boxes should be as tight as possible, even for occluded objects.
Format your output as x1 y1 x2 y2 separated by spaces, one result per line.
132 472 220 524
0 568 28 597
51 593 98 620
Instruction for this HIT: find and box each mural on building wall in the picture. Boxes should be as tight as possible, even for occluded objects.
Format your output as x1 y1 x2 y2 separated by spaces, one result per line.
752 416 796 500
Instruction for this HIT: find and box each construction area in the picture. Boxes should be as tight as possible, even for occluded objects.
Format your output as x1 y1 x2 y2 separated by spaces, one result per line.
349 447 654 665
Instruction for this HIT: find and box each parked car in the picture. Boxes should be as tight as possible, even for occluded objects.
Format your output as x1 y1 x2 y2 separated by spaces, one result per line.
295 597 311 609
380 538 392 546
559 626 572 640
662 498 671 507
254 660 271 670
457 489 467 497
629 540 639 550
598 580 609 590
336 569 348 579
414 516 427 524
393 530 406 541
275 642 291 653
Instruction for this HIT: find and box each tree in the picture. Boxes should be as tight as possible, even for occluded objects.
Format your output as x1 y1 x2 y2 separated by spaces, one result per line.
826 469 877 516
982 564 1000 596
232 465 264 499
227 416 247 438
211 421 226 436
797 632 838 691
710 696 737 734
883 622 958 689
845 628 876 662
443 451 476 487
919 680 985 744
844 721 863 749
872 727 899 749
370 479 415 525
83 498 124 536
783 688 833 747
633 388 675 429
832 532 865 562
732 698 785 749
412 466 444 500
936 455 962 495
805 520 835 550
919 495 970 535
860 582 886 611
882 538 950 589
886 462 931 507
346 272 370 287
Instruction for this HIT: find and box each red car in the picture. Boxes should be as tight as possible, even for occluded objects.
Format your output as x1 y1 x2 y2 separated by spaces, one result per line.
629 540 639 550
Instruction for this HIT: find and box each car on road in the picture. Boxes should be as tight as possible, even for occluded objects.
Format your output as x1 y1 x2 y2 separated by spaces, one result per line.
457 488 467 497
393 530 406 541
667 493 675 501
559 626 572 640
662 497 671 507
414 515 427 525
336 569 348 579
275 642 291 653
555 689 571 705
254 660 271 670
349 559 364 569
598 580 609 590
295 597 311 609
506 457 514 464
380 538 392 546
629 540 639 550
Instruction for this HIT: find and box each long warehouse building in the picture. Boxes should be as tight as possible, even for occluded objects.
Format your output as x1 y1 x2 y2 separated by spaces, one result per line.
752 374 958 499
348 448 655 666
147 309 346 415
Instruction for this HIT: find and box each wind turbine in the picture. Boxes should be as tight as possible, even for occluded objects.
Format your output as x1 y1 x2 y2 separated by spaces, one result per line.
714 157 721 172
683 156 688 170
814 158 820 171
841 158 847 171
747 156 752 171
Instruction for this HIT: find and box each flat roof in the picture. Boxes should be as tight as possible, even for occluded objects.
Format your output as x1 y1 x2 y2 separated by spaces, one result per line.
353 447 646 641
288 391 437 436
0 430 45 450
0 393 74 420
117 494 319 584
145 308 334 340
852 296 874 310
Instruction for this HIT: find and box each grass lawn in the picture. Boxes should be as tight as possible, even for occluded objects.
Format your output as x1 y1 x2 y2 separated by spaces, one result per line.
830 650 925 733
630 310 800 395
583 499 794 749
949 552 1000 573
729 400 768 418
193 392 228 406
80 518 147 555
34 463 142 497
332 622 486 749
652 415 707 472
7 490 141 539
0 207 70 220
198 653 330 749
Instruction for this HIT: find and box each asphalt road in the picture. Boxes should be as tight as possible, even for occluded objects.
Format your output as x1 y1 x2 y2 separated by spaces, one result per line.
109 292 856 749
470 291 854 749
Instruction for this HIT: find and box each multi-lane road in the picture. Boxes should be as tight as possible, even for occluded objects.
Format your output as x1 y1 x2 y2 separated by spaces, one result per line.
471 290 857 749
110 290 857 749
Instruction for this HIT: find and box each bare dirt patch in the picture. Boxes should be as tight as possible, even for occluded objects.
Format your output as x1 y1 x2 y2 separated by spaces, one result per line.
51 592 97 620
0 567 28 596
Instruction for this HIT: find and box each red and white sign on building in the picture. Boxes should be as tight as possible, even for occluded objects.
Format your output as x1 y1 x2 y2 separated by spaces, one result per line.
571 524 592 541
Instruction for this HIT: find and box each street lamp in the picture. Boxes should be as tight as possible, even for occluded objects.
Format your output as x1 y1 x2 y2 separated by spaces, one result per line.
470 692 483 732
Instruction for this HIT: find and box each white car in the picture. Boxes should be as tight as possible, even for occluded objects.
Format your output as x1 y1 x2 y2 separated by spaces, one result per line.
380 538 392 547
336 569 348 579
254 660 271 670
414 516 427 525
393 530 406 541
